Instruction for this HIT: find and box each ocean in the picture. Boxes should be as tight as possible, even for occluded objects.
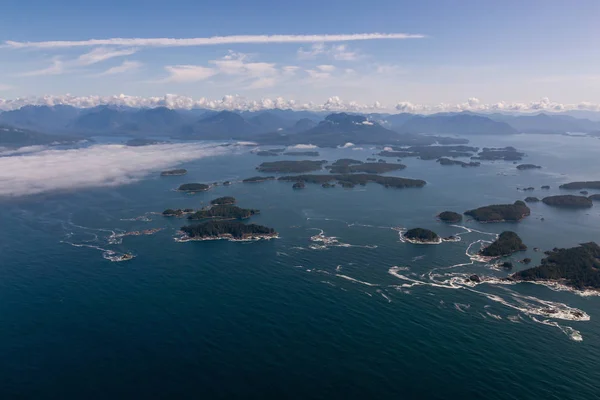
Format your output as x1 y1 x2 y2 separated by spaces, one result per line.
1 134 600 399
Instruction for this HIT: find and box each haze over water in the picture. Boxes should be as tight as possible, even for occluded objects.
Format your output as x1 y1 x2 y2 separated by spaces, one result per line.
1 133 600 398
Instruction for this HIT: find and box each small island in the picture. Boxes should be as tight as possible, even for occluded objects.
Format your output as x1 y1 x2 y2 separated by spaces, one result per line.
211 196 236 205
223 181 232 186
437 211 463 223
322 183 336 188
402 228 441 244
541 185 550 190
472 146 524 161
243 176 276 183
524 197 540 203
188 204 258 220
162 208 195 217
517 164 542 170
437 158 480 167
327 162 406 174
542 195 593 208
179 220 277 242
559 181 600 190
292 182 306 189
177 183 210 192
464 201 531 222
161 169 188 176
257 160 327 173
479 231 527 257
511 242 600 290
331 159 364 167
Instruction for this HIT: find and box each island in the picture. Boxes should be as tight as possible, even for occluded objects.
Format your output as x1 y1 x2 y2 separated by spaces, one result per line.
378 145 477 160
177 183 210 192
188 204 258 220
580 191 589 195
541 185 550 189
256 150 280 156
479 231 527 257
559 181 600 190
223 181 232 186
331 159 364 167
322 183 336 188
437 158 480 167
464 201 531 222
541 195 593 208
161 169 188 176
283 151 320 156
472 146 524 161
524 197 540 203
257 160 327 173
243 176 276 183
402 228 441 244
511 242 600 290
178 220 277 242
366 158 377 161
278 174 426 189
292 182 306 189
437 211 463 223
327 162 406 174
210 196 236 205
163 208 195 217
588 194 600 201
516 164 542 170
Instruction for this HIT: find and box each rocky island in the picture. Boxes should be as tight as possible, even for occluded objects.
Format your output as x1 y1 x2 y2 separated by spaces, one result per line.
257 160 327 173
402 228 441 244
177 183 210 192
542 195 593 208
178 220 277 242
437 211 463 223
517 164 542 170
479 231 527 257
512 242 600 290
464 201 531 222
161 169 188 176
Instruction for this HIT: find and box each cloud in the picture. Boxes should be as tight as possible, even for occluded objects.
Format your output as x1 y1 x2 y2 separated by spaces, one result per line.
5 33 426 49
0 142 233 197
297 43 360 60
316 65 336 72
1 94 599 115
0 84 12 91
289 144 317 149
162 65 217 83
98 60 142 75
20 47 139 76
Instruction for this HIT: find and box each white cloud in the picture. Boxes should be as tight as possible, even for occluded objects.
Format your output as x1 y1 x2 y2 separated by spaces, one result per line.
317 65 336 72
5 33 426 49
20 47 139 76
0 142 233 197
297 43 360 60
1 94 599 115
376 64 405 75
289 144 317 149
163 65 217 83
98 60 142 75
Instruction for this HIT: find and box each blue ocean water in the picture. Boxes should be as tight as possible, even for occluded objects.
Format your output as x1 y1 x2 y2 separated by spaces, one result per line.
1 134 600 398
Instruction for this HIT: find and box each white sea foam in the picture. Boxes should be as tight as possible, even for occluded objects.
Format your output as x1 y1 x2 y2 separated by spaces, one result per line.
335 274 379 287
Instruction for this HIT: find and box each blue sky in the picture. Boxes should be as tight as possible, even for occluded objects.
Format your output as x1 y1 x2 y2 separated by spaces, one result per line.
1 0 600 111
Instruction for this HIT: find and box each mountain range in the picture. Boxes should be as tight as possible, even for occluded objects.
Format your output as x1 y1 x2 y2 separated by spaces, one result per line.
2 105 600 148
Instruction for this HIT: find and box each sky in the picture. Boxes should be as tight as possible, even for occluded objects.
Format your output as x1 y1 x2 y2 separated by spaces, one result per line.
1 0 600 112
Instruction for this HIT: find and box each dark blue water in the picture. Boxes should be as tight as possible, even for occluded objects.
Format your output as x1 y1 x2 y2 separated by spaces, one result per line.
1 134 600 399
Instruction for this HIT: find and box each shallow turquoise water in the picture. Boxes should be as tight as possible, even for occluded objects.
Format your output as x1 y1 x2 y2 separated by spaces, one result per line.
1 134 600 398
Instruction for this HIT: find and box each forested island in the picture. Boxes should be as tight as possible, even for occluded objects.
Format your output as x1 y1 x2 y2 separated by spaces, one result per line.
177 183 210 192
517 164 542 170
559 181 600 190
278 174 426 189
331 159 363 167
257 160 327 173
211 196 236 205
524 197 540 203
542 195 593 208
292 182 306 189
378 145 477 160
327 162 406 174
403 228 441 244
437 211 463 223
464 201 531 222
472 147 524 161
163 208 195 217
479 231 527 257
179 220 277 241
243 176 275 183
437 158 480 167
161 169 188 176
512 242 600 290
188 204 258 220
283 151 320 156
